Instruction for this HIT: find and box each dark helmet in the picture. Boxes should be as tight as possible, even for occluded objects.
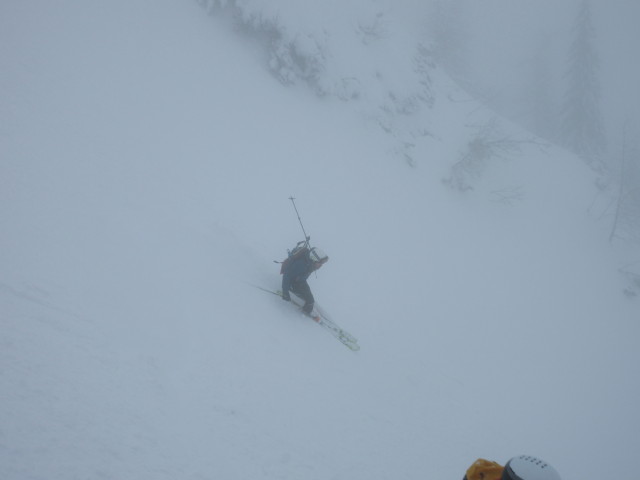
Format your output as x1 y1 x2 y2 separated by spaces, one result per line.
502 456 560 480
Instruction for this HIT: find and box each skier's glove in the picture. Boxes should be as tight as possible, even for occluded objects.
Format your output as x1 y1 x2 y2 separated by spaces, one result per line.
282 292 291 301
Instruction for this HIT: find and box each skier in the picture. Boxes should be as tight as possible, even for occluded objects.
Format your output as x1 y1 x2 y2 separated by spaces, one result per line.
463 456 561 480
281 245 329 318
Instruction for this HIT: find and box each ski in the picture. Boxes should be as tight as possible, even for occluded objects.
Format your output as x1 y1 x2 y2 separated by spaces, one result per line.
314 304 358 344
317 317 360 351
252 284 360 351
283 291 360 351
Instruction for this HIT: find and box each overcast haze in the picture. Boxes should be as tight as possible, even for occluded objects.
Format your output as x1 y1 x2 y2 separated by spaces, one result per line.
1 1 639 479
448 0 640 158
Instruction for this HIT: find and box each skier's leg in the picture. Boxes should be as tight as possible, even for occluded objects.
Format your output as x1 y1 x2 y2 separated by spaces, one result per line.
292 280 314 314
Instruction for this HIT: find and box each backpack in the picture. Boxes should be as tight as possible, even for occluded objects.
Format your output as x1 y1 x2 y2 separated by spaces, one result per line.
279 240 310 274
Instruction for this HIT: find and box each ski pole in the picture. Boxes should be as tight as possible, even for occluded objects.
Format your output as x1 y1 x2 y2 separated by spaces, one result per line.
289 196 310 246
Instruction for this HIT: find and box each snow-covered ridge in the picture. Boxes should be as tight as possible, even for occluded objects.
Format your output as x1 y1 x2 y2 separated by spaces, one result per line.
196 0 560 188
199 0 433 104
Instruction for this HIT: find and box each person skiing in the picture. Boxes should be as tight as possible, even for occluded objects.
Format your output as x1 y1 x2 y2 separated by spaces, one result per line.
463 456 561 480
280 244 329 319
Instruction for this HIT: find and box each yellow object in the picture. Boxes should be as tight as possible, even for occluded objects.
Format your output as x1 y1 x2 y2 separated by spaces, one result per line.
465 459 504 480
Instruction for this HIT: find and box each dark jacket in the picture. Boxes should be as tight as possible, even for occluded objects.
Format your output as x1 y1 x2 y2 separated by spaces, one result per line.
281 255 315 295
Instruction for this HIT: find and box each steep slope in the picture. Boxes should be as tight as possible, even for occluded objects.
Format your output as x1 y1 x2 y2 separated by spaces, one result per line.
1 1 638 479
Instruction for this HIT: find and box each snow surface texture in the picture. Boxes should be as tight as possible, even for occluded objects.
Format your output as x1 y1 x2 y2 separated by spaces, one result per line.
1 0 639 479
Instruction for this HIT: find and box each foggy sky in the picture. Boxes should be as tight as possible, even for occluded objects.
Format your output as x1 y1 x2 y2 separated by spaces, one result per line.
448 0 640 155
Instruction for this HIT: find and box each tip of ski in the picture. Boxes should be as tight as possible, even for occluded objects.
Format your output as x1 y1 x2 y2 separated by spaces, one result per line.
252 283 360 351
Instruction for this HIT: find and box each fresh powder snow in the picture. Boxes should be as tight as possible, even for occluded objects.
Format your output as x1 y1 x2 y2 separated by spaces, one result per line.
1 1 639 479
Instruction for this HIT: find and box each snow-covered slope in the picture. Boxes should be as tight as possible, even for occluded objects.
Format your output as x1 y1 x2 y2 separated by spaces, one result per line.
1 1 638 479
